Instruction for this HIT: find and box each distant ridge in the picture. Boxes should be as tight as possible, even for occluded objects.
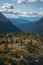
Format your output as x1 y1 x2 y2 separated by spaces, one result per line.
9 18 31 24
0 12 21 33
16 17 43 34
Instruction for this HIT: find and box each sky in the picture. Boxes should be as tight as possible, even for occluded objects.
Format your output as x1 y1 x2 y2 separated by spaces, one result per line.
0 0 43 18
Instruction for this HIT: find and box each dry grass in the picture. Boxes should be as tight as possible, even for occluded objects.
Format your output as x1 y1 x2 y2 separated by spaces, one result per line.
0 33 43 57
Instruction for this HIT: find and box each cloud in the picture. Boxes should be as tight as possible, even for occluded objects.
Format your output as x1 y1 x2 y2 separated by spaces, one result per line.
17 0 23 3
40 0 43 2
3 10 43 18
28 0 37 2
19 11 27 16
3 13 19 18
0 8 7 12
16 0 37 3
1 3 13 9
13 0 43 3
0 3 13 12
39 8 43 10
17 0 25 3
38 8 43 16
19 10 43 17
0 3 43 18
38 11 43 16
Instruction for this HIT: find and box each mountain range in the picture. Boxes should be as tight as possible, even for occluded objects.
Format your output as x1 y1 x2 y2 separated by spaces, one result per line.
9 16 41 24
0 12 21 33
0 12 43 34
9 18 30 24
17 18 43 34
9 17 43 35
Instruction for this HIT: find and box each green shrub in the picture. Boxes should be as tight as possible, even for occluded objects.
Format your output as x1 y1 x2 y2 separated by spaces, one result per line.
27 40 36 53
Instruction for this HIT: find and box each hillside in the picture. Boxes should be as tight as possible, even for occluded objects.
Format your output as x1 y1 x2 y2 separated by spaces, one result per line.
0 32 43 65
16 18 43 35
0 12 21 33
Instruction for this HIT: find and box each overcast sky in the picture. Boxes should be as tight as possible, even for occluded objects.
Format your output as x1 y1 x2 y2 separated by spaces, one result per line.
0 0 43 18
